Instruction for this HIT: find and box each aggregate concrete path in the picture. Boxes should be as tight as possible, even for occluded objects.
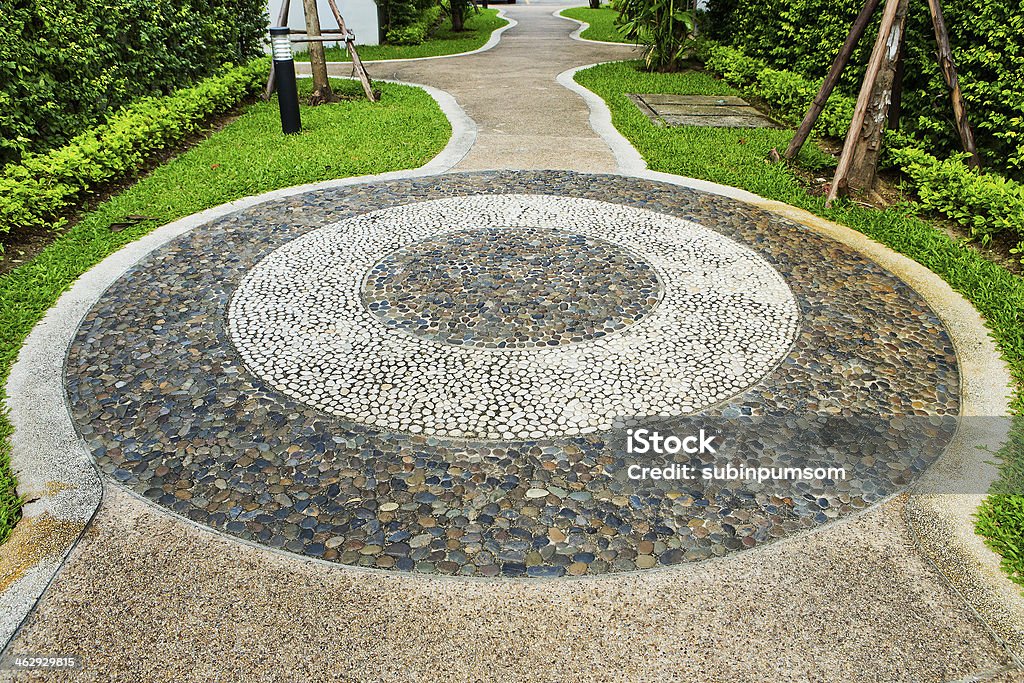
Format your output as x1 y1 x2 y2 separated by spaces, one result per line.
6 487 1021 682
3 5 1023 682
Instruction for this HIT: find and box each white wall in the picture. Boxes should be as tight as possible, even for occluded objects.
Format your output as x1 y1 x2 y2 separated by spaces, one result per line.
267 0 380 48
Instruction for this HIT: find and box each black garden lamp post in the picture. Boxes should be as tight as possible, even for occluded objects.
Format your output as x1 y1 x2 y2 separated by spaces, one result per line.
270 26 302 135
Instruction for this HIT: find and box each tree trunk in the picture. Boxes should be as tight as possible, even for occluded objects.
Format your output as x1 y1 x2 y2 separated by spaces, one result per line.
452 0 465 31
325 0 378 102
844 0 908 192
589 0 601 9
827 0 909 202
889 37 906 130
302 0 333 105
784 0 881 161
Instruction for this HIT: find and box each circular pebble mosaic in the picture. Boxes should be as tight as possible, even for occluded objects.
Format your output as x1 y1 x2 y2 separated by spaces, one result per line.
65 171 961 578
362 226 662 349
227 195 800 439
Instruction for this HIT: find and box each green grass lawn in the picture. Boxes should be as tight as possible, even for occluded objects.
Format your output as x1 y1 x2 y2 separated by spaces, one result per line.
559 6 630 43
297 9 507 62
576 60 1024 584
0 78 450 543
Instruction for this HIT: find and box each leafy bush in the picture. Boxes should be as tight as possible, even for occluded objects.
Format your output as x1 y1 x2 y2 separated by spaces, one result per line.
699 42 855 138
385 5 443 44
444 0 474 32
699 42 762 84
614 0 697 72
698 41 1024 254
0 0 267 169
380 0 442 45
891 146 1024 254
0 60 268 239
703 0 1024 180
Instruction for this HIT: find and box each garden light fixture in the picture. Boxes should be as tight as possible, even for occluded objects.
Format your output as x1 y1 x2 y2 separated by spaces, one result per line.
270 26 301 135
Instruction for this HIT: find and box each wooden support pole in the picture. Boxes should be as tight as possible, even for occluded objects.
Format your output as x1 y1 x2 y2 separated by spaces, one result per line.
926 0 981 168
325 0 378 102
264 0 292 100
889 37 906 129
827 0 909 204
303 0 334 104
784 0 881 161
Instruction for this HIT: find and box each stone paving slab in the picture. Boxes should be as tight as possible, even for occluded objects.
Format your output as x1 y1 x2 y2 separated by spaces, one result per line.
641 94 750 107
630 93 781 129
662 113 779 128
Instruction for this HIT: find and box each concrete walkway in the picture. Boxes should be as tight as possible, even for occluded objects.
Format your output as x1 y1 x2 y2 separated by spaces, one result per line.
337 4 636 172
8 487 1021 681
4 5 1024 682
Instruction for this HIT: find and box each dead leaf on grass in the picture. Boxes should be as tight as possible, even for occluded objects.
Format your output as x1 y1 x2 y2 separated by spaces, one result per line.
109 214 156 232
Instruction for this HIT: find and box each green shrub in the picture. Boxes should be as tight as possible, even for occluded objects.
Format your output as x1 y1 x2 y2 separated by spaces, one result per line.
698 41 1024 256
699 42 855 138
0 0 267 169
443 0 474 31
386 4 443 44
0 60 268 240
613 0 697 72
380 0 443 45
699 42 763 84
891 146 1024 254
703 0 1024 180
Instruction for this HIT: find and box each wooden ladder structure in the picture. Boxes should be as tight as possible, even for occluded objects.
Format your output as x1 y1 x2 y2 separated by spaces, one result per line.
265 0 377 103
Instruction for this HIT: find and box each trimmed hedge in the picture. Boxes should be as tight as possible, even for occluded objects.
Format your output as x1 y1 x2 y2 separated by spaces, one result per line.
0 0 267 168
0 59 269 239
703 0 1024 180
386 5 443 45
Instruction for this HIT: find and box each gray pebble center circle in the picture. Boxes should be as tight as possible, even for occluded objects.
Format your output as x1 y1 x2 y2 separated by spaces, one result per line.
227 195 800 440
362 225 662 348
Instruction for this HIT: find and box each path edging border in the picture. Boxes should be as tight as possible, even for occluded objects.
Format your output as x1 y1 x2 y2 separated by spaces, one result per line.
0 80 476 650
556 6 633 46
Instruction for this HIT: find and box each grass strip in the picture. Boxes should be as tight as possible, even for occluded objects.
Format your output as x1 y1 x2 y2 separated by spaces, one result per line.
559 6 630 43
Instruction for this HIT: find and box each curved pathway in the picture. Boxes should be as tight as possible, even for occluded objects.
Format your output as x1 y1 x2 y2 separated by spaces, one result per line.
3 4 1022 681
336 4 637 172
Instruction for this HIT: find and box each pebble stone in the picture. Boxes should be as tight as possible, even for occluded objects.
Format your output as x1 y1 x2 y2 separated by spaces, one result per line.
228 195 799 440
363 226 662 348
